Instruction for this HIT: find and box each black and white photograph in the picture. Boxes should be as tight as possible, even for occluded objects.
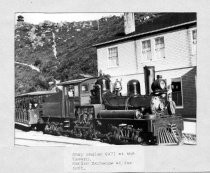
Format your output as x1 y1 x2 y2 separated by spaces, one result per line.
14 12 197 147
2 0 210 172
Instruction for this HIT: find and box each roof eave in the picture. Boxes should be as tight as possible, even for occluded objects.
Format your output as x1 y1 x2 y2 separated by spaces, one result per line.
93 20 197 47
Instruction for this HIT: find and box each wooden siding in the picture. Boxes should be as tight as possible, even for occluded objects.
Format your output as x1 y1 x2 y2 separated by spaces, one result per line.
97 27 197 76
97 41 137 76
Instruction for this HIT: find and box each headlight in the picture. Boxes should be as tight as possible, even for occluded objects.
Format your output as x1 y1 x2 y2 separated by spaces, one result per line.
160 80 166 89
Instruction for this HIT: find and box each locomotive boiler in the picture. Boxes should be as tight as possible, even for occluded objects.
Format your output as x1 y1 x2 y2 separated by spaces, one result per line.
15 66 183 145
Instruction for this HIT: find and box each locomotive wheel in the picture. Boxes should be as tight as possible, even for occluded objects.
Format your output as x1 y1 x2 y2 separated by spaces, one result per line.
74 128 82 138
78 129 83 138
52 123 62 136
88 128 95 140
137 137 142 143
50 123 56 135
82 130 88 139
114 133 121 141
31 125 37 131
104 133 112 143
48 123 53 134
44 124 50 134
88 133 94 140
56 126 63 136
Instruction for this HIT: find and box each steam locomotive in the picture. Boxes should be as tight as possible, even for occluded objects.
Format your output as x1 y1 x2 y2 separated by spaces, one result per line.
15 66 183 145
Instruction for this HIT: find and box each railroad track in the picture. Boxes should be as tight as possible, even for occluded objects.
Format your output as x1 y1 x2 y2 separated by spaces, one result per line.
15 137 92 146
15 129 112 146
15 129 196 146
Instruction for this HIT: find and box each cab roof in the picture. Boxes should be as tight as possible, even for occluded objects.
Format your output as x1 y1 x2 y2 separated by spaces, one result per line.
57 77 97 86
16 90 57 98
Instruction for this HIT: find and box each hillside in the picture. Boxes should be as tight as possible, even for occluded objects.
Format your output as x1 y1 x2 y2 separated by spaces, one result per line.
15 13 159 95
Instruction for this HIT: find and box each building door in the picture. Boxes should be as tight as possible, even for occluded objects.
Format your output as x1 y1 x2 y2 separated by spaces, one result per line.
171 78 183 107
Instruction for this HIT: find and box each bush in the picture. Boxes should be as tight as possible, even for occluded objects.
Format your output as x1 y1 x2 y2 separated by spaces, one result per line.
34 59 42 66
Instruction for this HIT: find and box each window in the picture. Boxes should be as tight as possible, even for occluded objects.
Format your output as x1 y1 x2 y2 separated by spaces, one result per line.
67 86 74 97
142 40 152 61
81 84 89 93
108 47 119 67
74 85 79 97
155 37 165 59
67 85 79 97
171 78 183 107
191 29 197 55
192 30 197 44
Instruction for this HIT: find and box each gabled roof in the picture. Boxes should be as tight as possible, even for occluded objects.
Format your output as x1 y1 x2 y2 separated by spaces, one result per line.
57 77 97 86
93 13 196 47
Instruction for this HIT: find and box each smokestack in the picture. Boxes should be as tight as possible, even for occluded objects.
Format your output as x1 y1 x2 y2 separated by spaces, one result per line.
144 66 155 95
124 13 135 35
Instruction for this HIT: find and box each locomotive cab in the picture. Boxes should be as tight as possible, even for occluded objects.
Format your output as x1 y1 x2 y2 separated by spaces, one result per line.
58 77 98 118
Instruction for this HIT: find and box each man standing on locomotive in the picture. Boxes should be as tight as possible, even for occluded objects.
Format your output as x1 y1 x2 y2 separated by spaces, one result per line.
113 78 122 96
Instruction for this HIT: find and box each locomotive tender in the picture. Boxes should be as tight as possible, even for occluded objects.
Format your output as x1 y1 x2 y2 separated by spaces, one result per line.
15 66 183 145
